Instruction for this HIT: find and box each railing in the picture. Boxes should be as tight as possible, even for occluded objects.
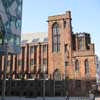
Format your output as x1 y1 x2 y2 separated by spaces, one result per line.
0 96 90 100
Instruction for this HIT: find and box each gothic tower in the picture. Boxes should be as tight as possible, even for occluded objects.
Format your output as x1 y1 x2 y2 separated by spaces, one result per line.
48 11 72 79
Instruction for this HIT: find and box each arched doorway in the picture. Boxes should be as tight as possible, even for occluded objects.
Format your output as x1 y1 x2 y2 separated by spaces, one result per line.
53 69 61 81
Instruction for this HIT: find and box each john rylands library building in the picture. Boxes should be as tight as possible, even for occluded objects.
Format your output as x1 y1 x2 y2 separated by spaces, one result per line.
0 1 97 97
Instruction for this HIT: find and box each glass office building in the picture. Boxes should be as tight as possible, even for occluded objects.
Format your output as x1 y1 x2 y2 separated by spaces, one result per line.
0 0 23 54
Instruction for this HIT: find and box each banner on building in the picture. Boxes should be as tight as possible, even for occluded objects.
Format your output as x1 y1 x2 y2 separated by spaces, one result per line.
0 0 23 54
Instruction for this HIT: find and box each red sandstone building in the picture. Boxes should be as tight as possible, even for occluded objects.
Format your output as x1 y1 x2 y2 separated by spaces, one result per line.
0 11 96 95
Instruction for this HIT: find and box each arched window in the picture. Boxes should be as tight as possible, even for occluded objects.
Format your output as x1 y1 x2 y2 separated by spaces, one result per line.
75 60 79 72
52 23 60 52
54 69 61 81
85 59 89 75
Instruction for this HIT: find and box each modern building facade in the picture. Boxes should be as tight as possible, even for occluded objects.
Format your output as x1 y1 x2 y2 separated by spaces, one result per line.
0 0 23 54
0 11 96 96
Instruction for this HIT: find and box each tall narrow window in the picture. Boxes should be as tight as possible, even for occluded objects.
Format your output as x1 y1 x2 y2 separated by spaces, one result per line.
85 59 89 75
43 58 47 65
63 20 66 28
65 44 67 52
43 45 47 52
79 38 83 50
75 60 79 72
30 59 34 66
52 23 60 52
30 46 34 53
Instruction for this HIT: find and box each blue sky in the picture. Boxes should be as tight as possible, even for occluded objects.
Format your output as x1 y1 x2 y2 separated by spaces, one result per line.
22 0 100 57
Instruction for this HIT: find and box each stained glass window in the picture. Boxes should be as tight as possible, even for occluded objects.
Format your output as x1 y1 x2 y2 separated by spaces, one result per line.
52 23 60 52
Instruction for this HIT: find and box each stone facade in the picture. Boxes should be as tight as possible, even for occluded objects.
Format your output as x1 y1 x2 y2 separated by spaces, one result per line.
0 11 96 96
48 11 96 81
